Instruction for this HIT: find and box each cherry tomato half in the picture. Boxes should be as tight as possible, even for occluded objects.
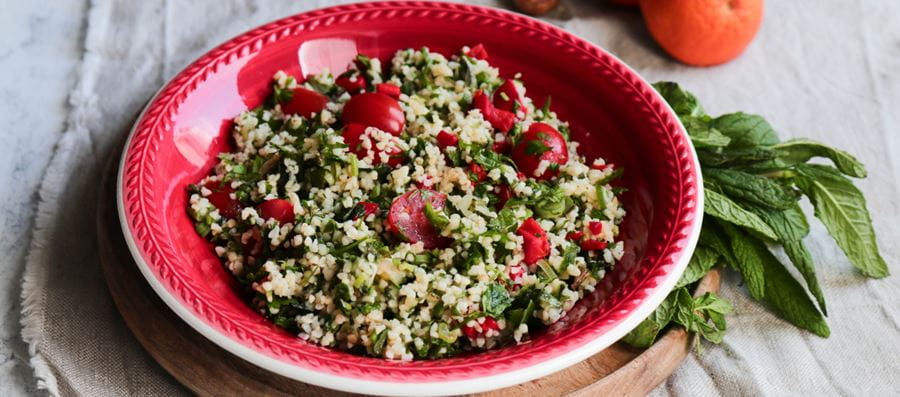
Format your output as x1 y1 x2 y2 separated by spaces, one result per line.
516 217 550 265
375 83 401 99
493 79 528 116
203 180 240 219
387 189 451 249
258 199 295 224
436 130 459 148
473 90 515 133
336 72 367 94
342 92 406 136
511 122 569 180
466 43 489 60
281 86 328 118
566 231 584 241
580 239 608 251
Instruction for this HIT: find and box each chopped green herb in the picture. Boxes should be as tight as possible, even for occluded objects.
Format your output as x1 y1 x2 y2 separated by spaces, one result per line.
524 139 550 156
482 283 512 317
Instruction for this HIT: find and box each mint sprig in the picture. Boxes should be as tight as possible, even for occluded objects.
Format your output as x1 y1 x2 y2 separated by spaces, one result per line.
622 82 888 348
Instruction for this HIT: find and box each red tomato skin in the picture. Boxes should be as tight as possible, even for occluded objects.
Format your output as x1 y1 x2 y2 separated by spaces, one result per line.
580 239 608 251
387 189 451 249
462 316 499 339
473 90 491 115
258 199 295 224
467 43 488 60
482 316 500 331
203 180 240 219
566 231 584 241
508 264 526 283
436 130 459 148
490 108 515 132
341 123 367 149
589 221 604 235
492 139 512 154
495 184 514 210
281 87 328 118
511 122 569 180
336 73 367 94
516 217 550 265
375 83 401 99
468 163 487 183
462 324 477 339
342 92 406 136
493 79 528 116
355 201 380 220
472 90 515 132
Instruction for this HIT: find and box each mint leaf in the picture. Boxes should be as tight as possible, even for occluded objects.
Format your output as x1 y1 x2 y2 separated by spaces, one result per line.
624 287 732 348
758 242 831 337
712 112 779 149
749 204 826 314
721 221 829 336
697 146 776 169
698 220 735 263
783 240 827 315
694 292 733 317
489 205 527 233
370 328 388 356
749 202 809 241
676 246 719 288
673 289 732 345
482 283 512 317
534 187 572 219
681 116 731 148
720 222 767 300
652 82 705 118
704 189 778 241
705 169 798 210
622 290 678 348
507 300 534 330
795 164 889 278
773 139 866 178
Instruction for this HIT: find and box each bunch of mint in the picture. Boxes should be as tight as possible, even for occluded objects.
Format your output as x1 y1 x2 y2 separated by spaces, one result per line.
623 82 888 348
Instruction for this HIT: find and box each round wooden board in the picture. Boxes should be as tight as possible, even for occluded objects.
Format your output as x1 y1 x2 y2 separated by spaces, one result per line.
97 146 719 397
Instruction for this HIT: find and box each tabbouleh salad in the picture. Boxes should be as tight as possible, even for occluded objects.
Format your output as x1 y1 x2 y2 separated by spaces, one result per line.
187 44 626 360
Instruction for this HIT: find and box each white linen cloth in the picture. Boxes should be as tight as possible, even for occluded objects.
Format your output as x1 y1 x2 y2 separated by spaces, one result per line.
20 0 900 395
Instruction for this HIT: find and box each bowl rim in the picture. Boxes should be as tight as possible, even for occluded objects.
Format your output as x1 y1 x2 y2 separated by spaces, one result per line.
116 2 703 395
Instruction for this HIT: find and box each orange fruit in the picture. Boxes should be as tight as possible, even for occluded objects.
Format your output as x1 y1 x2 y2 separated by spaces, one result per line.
640 0 763 66
514 0 560 15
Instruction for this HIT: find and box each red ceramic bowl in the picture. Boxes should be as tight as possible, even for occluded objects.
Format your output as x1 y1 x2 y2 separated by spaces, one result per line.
117 2 702 395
